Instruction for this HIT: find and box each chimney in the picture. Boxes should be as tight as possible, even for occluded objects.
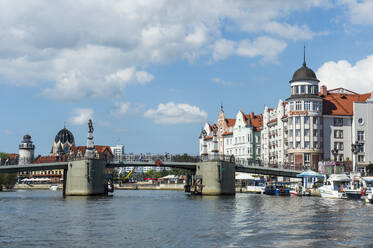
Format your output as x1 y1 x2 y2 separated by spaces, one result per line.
320 85 327 96
250 112 254 120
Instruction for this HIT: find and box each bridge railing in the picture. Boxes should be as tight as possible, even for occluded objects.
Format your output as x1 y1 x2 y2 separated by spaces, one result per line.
199 154 306 171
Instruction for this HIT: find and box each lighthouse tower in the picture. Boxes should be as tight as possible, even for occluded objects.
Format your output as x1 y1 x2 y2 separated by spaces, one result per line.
18 134 35 165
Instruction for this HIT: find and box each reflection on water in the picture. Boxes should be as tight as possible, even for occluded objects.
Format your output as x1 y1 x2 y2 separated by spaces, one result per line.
1 190 373 247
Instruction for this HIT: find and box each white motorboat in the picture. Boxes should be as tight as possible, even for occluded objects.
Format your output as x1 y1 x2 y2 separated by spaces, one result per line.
49 185 58 191
318 174 350 199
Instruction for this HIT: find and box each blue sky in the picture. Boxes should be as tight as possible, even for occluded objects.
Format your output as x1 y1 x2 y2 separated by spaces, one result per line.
1 0 373 156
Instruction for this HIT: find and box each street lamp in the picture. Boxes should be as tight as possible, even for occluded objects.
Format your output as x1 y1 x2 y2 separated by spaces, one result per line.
331 148 339 173
351 141 363 173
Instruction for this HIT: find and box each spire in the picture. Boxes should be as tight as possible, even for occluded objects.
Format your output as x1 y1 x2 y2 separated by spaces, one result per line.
220 102 224 113
64 121 66 129
303 44 306 67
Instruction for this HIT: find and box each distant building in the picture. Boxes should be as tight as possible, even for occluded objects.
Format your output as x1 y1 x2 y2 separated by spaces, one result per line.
18 134 35 165
199 107 263 165
110 144 124 162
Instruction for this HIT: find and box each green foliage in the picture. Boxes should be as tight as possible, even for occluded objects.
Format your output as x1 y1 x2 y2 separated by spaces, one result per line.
172 153 198 163
0 173 17 189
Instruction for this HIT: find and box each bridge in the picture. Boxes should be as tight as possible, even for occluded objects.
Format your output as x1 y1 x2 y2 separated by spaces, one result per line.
0 158 304 196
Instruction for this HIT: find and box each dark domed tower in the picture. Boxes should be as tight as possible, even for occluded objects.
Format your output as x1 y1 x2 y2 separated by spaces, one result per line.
286 47 323 170
51 127 75 154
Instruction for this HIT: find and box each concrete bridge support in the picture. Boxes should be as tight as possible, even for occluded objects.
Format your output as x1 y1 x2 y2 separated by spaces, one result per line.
64 159 108 196
192 161 235 195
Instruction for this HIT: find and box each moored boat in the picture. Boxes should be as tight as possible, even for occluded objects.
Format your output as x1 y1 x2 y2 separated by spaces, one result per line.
318 174 350 199
264 183 290 196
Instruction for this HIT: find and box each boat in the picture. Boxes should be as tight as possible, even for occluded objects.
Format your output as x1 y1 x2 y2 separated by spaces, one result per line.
289 184 306 196
49 185 58 191
344 173 367 200
318 174 350 199
246 179 266 194
264 183 290 196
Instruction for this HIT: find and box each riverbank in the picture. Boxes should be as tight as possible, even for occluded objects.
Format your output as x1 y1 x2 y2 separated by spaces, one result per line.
11 183 185 191
115 183 185 191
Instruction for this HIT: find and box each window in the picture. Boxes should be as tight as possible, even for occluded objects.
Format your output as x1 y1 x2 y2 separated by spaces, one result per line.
314 142 318 148
313 117 318 124
304 101 310 110
334 118 343 126
304 153 310 163
296 142 301 148
307 85 312 94
295 116 300 124
334 130 343 139
339 154 344 162
305 141 310 148
358 118 364 125
290 102 294 110
304 116 309 124
288 117 293 126
358 155 365 162
360 144 365 153
313 129 318 137
334 142 344 151
301 85 305 93
289 142 293 149
296 129 301 136
312 86 318 94
296 101 302 110
312 102 318 111
357 131 364 141
290 154 294 163
295 86 299 94
304 129 309 136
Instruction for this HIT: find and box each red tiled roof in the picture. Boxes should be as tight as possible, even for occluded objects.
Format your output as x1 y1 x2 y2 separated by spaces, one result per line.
8 153 19 161
204 136 213 140
267 118 278 125
243 113 263 131
225 118 236 127
72 145 113 157
222 132 233 136
33 155 64 164
321 89 371 116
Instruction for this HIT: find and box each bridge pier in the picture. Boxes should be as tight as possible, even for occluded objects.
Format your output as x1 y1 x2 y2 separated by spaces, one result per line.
64 159 108 196
191 161 235 195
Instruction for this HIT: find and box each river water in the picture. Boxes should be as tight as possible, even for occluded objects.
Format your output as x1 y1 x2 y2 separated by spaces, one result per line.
1 190 373 248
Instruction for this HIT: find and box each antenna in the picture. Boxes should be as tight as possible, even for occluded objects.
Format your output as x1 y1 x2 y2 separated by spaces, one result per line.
303 44 306 66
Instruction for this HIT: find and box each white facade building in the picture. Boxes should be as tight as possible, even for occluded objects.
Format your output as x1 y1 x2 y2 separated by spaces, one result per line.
110 144 125 162
353 94 373 171
261 100 289 166
199 108 262 165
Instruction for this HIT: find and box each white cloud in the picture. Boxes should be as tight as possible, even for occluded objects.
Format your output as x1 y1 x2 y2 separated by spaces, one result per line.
144 102 208 124
110 102 131 116
68 108 94 125
212 77 243 87
340 0 373 25
316 54 373 93
212 36 287 62
0 1 329 98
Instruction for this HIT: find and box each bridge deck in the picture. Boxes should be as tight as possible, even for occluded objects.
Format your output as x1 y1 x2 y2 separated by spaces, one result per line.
236 166 301 178
107 161 197 171
0 162 68 173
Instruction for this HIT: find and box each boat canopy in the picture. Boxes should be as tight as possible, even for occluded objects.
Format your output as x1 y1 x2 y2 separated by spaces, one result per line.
296 170 324 178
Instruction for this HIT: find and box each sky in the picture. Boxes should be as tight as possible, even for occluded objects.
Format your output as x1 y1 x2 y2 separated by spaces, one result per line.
1 0 373 156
